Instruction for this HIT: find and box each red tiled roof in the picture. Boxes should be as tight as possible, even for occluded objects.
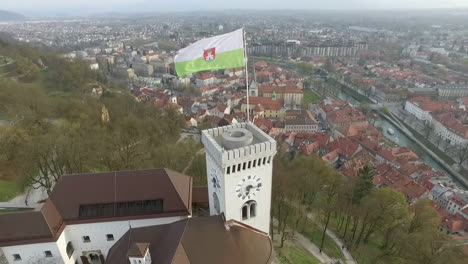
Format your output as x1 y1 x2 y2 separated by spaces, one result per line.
254 118 273 132
242 97 284 111
378 148 397 162
434 112 468 139
259 83 303 94
328 108 367 124
325 138 360 159
197 73 214 80
392 178 427 201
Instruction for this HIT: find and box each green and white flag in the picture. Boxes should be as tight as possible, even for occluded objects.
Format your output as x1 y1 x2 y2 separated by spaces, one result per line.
175 28 245 77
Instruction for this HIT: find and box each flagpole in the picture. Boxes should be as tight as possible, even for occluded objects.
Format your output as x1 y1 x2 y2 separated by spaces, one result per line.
243 26 250 123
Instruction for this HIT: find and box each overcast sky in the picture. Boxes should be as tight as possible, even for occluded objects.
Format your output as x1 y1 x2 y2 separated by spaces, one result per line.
3 0 468 15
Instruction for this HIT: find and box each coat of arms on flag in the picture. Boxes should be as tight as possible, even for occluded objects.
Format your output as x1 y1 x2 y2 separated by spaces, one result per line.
174 29 244 77
203 48 216 61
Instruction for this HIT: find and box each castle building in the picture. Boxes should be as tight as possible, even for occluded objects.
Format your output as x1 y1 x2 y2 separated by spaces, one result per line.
0 123 276 264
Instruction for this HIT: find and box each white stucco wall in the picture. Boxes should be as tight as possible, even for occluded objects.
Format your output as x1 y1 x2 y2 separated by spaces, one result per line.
203 123 277 234
2 216 186 264
2 242 62 264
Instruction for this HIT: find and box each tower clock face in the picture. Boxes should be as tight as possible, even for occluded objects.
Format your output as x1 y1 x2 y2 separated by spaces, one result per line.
210 167 221 192
235 175 262 200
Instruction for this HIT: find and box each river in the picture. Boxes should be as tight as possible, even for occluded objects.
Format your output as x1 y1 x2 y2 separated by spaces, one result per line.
337 89 453 177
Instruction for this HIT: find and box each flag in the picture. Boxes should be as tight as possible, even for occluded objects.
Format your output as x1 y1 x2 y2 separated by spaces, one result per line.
175 28 245 77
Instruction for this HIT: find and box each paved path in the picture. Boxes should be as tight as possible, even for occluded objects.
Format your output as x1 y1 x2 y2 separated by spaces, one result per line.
325 228 356 264
295 231 334 263
307 213 357 264
0 187 47 210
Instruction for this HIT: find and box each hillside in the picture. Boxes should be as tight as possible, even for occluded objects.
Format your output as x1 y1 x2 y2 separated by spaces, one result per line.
0 10 25 21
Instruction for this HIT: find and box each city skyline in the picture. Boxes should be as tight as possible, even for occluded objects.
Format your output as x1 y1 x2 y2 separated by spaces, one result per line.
4 0 468 16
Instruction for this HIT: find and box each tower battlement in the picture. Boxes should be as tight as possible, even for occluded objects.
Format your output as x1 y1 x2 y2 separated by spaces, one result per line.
202 123 277 168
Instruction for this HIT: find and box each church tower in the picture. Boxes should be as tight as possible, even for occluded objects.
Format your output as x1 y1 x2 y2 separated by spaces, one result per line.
202 123 277 233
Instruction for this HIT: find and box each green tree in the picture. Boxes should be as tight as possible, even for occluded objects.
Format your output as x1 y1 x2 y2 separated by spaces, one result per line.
317 166 344 252
353 166 375 204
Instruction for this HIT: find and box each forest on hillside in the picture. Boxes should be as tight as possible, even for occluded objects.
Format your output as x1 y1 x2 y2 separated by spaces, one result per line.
0 38 205 200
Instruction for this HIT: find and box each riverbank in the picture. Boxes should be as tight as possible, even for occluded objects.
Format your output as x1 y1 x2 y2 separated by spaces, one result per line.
381 113 468 189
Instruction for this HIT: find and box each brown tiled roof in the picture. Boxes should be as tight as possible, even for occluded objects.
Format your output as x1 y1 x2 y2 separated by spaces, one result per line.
128 243 150 257
0 212 55 246
192 186 209 204
0 168 192 247
49 168 191 222
106 215 273 264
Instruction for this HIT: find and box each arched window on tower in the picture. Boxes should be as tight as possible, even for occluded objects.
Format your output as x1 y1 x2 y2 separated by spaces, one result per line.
242 204 248 220
250 201 257 217
241 200 257 220
213 192 220 214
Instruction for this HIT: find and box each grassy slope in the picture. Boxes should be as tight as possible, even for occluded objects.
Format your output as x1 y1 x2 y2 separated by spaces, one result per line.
0 180 22 201
276 244 321 264
300 220 346 262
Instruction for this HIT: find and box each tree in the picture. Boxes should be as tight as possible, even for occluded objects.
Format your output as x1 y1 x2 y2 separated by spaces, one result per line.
185 153 207 186
353 166 375 204
355 188 409 246
408 199 440 234
358 104 371 115
423 122 435 138
17 123 65 194
272 155 296 245
454 143 468 166
317 166 344 251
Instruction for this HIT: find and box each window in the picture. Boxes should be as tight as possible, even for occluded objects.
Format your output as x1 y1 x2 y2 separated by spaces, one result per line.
66 242 74 258
79 203 114 219
263 157 266 165
241 200 257 220
252 160 256 167
44 251 53 257
117 199 163 217
237 163 241 172
13 254 21 261
213 192 220 214
243 162 246 170
232 165 236 173
106 234 114 241
83 236 91 243
242 205 248 220
227 167 230 174
79 199 163 219
248 161 251 169
250 202 257 217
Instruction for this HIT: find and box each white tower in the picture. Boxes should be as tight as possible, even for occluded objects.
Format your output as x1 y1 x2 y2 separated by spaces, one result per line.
202 123 277 233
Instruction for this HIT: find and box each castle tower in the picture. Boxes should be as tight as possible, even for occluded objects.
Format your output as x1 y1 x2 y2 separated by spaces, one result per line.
202 123 277 233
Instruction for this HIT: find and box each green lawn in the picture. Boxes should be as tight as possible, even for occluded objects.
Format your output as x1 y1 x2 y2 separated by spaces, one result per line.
327 215 385 264
300 219 345 262
304 90 321 104
0 179 22 202
0 113 13 121
276 243 321 264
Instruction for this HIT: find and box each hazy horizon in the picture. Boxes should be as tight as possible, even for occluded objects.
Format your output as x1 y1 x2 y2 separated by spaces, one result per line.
3 0 468 16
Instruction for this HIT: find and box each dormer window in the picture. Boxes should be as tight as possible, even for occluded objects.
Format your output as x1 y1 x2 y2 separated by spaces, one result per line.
128 242 151 264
